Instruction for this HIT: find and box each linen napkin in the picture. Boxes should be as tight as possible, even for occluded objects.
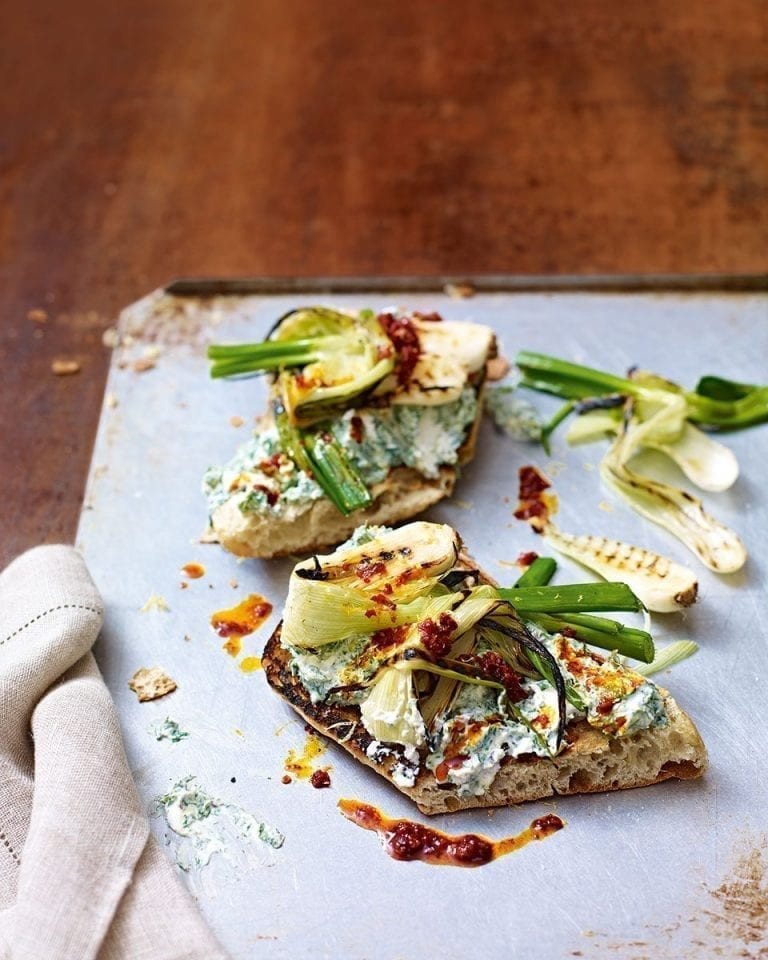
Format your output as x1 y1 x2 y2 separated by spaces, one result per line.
0 545 230 960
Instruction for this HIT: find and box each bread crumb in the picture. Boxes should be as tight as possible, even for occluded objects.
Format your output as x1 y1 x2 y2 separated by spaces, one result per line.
128 666 177 702
230 415 245 428
131 356 156 373
486 356 511 381
51 359 81 376
105 392 118 408
180 581 188 590
102 327 120 349
229 578 239 589
598 500 613 512
140 592 170 612
444 282 475 299
27 308 48 323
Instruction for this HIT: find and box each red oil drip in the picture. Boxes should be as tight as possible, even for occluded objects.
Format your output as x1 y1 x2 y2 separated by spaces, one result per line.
338 798 563 868
210 594 272 656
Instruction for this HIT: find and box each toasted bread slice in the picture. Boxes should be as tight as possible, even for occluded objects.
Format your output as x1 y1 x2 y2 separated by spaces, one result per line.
262 523 707 815
263 628 706 815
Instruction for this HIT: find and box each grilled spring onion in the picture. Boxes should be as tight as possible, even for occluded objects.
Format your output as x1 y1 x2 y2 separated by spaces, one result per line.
209 307 395 427
501 576 655 662
633 640 698 677
360 668 427 747
301 431 372 516
540 525 698 613
526 612 654 663
516 351 768 430
272 399 372 516
513 556 557 587
498 581 644 615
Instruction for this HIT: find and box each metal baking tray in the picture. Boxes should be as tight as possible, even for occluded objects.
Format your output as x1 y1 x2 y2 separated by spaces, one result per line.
78 279 768 959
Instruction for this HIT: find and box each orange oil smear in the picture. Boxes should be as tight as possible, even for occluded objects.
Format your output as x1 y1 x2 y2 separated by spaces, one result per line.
338 798 564 867
240 656 262 674
210 594 273 654
223 635 243 657
284 733 327 780
181 562 206 579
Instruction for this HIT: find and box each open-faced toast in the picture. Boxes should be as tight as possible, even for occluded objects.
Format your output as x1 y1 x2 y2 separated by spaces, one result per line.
262 522 707 815
203 307 495 558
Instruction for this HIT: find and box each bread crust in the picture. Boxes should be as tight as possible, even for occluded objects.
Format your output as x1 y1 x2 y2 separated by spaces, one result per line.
263 625 707 815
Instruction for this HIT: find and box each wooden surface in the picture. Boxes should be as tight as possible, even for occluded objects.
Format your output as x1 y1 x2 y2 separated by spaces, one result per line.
1 1 767 567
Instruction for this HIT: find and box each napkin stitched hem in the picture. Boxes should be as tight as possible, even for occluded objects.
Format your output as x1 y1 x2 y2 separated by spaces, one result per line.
2 603 104 647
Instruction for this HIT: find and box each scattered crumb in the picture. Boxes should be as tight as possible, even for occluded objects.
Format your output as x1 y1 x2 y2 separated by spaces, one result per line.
233 728 244 737
93 464 108 479
199 528 219 544
486 356 511 381
27 308 48 323
51 359 81 376
450 497 472 510
131 356 156 373
140 592 170 613
105 392 118 408
229 415 245 428
102 327 120 349
229 578 239 589
545 460 566 477
582 462 595 472
444 281 475 299
180 582 188 590
496 559 518 569
129 666 177 702
183 634 192 642
281 775 292 785
598 500 614 513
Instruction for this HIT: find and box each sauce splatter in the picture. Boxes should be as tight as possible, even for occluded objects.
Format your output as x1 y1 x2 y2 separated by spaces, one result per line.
310 770 331 789
181 562 205 579
222 636 242 657
284 732 327 780
516 551 539 568
514 465 558 532
338 799 564 867
211 595 273 656
240 656 262 674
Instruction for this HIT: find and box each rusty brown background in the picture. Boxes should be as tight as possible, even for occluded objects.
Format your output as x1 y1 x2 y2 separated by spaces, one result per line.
1 0 767 567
